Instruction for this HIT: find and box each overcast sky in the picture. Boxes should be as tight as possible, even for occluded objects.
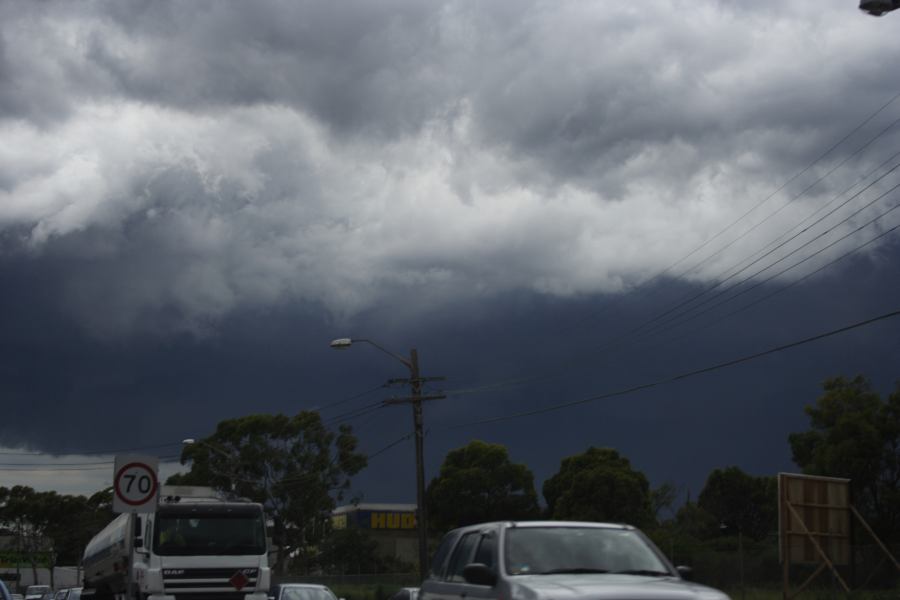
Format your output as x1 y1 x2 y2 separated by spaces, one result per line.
2 0 900 506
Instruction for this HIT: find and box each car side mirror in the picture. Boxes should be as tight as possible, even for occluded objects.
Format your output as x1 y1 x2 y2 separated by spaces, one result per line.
463 563 497 586
676 565 693 580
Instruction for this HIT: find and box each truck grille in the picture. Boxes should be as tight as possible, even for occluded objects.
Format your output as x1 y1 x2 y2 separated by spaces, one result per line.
163 567 259 596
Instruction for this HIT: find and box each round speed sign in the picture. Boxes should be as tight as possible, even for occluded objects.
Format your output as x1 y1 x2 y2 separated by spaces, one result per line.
114 461 159 507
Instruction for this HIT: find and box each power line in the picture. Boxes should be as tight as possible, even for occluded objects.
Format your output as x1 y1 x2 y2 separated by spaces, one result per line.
640 175 900 337
645 200 900 341
323 400 388 426
312 382 390 413
367 433 414 460
653 219 900 349
0 454 184 472
439 307 900 430
561 89 900 335
639 138 900 335
0 442 184 457
720 146 900 282
667 113 900 286
437 148 900 401
0 382 389 461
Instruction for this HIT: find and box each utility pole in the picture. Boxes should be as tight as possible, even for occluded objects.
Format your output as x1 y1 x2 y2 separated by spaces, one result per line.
384 349 446 582
330 337 445 582
410 350 429 583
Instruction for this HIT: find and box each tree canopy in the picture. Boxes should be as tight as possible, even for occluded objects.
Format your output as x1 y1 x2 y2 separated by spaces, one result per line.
789 375 900 539
0 485 112 586
697 467 776 541
542 446 654 527
168 410 367 573
426 440 540 530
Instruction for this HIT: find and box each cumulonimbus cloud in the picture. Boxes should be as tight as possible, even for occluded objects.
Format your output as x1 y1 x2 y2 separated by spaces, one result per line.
1 0 899 336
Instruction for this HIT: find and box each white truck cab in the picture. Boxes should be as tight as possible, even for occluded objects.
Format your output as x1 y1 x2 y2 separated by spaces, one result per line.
82 486 270 600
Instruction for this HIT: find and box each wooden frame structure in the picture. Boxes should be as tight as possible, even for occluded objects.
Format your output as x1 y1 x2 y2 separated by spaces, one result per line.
779 473 900 599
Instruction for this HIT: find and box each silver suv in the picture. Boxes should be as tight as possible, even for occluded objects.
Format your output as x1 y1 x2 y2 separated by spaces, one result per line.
420 521 730 600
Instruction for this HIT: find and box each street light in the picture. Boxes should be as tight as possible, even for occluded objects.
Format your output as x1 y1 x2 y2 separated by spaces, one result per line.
330 337 440 582
182 438 239 493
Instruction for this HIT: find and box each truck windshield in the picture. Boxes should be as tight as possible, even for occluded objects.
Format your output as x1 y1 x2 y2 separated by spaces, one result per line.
154 508 266 556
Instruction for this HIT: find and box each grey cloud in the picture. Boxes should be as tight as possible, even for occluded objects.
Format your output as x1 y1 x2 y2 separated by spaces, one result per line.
1 0 900 337
80 0 452 137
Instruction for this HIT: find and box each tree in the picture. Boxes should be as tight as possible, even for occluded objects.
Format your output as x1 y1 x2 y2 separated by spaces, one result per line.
0 486 53 585
697 467 776 541
0 486 113 586
788 375 900 540
650 482 679 523
426 440 539 531
318 527 380 574
47 488 114 567
672 500 720 541
542 447 654 527
169 411 367 574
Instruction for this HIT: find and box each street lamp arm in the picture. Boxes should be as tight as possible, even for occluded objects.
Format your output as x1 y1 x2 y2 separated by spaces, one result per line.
331 337 414 370
182 438 234 461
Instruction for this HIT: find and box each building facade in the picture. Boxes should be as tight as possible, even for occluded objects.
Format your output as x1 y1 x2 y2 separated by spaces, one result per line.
331 503 418 566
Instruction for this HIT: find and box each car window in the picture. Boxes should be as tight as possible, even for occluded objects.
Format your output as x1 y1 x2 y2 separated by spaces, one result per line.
429 531 459 579
445 532 480 582
473 534 495 570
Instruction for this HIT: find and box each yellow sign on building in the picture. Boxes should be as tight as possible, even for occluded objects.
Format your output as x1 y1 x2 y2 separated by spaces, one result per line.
370 511 416 529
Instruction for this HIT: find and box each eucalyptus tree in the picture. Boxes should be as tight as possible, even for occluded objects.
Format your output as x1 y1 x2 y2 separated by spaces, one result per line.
169 411 366 573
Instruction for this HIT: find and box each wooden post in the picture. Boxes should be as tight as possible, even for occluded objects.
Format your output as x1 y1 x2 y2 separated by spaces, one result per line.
786 502 850 593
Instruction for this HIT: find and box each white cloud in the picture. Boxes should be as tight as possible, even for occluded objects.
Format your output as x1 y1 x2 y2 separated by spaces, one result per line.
1 0 899 336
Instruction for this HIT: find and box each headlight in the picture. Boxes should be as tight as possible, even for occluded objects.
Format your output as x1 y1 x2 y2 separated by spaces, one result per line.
257 567 271 590
695 589 731 600
144 568 164 593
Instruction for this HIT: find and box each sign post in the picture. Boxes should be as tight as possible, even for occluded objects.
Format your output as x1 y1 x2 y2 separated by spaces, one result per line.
113 455 159 600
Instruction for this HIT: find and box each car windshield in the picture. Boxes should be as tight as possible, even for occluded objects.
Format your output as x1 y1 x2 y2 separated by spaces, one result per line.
26 588 49 596
154 509 267 556
281 588 336 600
504 526 670 576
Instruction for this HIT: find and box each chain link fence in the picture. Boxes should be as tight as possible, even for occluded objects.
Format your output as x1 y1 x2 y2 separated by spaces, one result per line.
274 536 899 600
656 534 899 595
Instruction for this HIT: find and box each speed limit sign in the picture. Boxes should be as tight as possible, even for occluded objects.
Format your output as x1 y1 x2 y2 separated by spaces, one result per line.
113 454 159 513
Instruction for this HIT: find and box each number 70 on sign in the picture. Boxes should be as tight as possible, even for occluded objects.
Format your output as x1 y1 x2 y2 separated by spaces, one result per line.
113 454 160 514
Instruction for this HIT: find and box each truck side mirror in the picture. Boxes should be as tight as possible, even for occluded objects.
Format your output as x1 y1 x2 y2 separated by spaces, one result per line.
133 516 145 550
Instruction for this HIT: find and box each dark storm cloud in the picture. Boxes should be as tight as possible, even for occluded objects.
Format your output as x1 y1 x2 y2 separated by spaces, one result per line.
0 0 897 338
2 0 900 498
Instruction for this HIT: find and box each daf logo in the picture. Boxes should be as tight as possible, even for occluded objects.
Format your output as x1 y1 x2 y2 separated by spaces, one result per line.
163 569 185 576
